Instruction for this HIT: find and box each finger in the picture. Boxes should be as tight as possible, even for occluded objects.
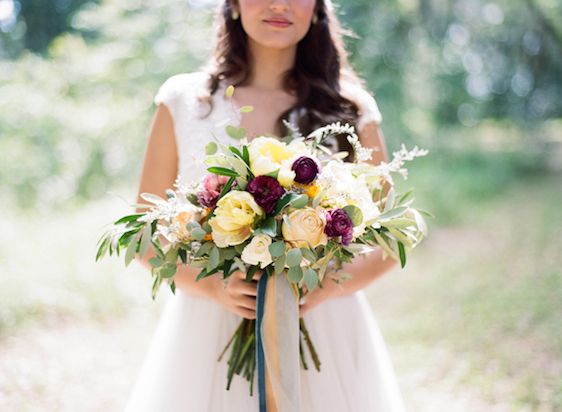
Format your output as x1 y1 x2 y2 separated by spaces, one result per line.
237 282 258 297
236 295 257 311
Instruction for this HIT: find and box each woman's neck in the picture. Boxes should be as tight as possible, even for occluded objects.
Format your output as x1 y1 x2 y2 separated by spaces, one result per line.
246 39 296 91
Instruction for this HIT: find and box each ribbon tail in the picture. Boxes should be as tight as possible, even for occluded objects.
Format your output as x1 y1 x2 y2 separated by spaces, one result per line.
256 274 268 412
257 273 302 412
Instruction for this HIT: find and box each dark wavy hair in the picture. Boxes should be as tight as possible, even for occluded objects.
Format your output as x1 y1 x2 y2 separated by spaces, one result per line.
202 0 368 154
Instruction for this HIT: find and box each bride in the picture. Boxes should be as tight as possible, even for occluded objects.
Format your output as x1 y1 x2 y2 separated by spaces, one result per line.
126 0 406 411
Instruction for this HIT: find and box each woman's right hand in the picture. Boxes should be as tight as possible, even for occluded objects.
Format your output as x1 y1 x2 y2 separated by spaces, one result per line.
213 270 262 319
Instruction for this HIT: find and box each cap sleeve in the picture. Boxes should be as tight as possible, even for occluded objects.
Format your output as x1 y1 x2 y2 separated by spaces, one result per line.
153 72 209 121
340 80 383 131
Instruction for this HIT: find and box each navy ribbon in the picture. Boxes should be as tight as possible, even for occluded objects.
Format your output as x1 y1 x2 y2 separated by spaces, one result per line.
256 273 268 412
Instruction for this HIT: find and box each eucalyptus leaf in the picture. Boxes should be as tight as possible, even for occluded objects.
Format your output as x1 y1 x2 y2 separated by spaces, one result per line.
286 248 303 267
287 266 303 283
274 254 286 275
304 268 319 291
191 227 207 241
269 240 286 258
195 241 214 257
208 246 220 270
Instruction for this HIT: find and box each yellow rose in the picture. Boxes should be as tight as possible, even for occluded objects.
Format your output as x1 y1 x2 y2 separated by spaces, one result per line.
209 191 264 247
281 207 328 248
241 234 273 268
248 137 308 187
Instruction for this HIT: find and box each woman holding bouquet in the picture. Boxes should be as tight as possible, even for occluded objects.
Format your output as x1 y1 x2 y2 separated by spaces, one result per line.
126 0 406 411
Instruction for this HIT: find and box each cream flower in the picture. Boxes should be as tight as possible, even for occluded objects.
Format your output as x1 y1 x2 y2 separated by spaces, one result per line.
281 207 328 248
209 191 264 247
248 137 308 187
241 234 273 268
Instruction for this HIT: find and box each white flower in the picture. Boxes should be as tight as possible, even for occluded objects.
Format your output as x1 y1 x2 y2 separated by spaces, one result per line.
241 234 273 268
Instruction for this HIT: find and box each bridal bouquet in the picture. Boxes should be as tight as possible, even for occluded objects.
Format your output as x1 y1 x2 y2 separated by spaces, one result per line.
96 87 429 399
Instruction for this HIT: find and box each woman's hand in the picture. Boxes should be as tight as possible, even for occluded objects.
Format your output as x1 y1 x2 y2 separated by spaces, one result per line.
213 270 262 319
299 276 343 317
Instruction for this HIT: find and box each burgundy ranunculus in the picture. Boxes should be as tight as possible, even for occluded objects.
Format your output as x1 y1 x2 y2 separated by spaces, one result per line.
196 174 231 208
247 175 285 214
291 156 319 184
324 208 354 245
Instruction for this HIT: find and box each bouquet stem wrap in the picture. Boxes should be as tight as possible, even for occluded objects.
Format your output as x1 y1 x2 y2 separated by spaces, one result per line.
256 273 302 412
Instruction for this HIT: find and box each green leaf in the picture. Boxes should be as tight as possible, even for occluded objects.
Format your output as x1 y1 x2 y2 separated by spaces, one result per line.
160 264 177 278
149 257 163 267
291 194 309 209
264 169 280 179
226 125 246 140
169 281 176 294
229 146 243 158
195 241 214 257
242 145 250 166
222 247 237 260
384 187 396 212
245 265 259 282
269 240 286 258
274 254 286 275
218 176 236 200
398 241 406 268
205 142 218 155
304 268 319 291
139 224 152 258
377 206 408 221
343 205 363 227
273 193 300 215
191 227 207 241
114 214 144 225
239 105 254 113
178 249 187 264
287 266 303 283
300 248 317 263
208 246 220 270
398 189 414 205
207 166 239 177
286 248 302 267
124 236 138 267
95 237 109 262
259 217 277 237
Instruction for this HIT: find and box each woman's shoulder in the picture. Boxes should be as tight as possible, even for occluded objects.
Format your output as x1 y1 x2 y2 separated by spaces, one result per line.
153 71 211 108
339 77 383 129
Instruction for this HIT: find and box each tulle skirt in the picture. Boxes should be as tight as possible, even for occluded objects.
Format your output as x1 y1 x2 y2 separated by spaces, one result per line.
124 289 406 412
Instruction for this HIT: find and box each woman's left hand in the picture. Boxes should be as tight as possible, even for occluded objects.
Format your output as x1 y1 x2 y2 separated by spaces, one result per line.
299 276 343 317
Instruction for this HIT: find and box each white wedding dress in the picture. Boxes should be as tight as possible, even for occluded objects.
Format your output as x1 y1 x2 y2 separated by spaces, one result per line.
124 71 406 412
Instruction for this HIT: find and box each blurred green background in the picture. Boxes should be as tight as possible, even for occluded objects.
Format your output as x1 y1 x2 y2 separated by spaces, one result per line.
1 0 561 410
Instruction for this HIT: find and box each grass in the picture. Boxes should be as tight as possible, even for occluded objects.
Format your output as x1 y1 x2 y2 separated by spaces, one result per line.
1 170 561 411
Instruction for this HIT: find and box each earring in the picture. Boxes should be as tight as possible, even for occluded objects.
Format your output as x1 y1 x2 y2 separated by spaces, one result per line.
312 13 318 24
231 9 240 20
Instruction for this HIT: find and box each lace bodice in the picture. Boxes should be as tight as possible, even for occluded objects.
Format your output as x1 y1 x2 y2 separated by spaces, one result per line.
153 71 383 186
